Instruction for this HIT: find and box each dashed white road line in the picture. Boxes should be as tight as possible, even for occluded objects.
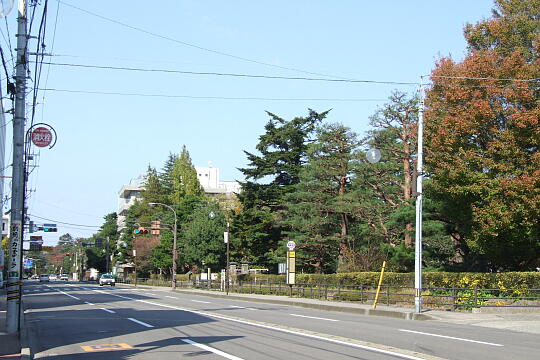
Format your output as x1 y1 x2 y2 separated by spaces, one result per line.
398 329 504 347
100 308 116 314
289 314 338 322
127 317 154 328
191 300 211 304
84 301 94 306
165 296 178 299
49 287 80 300
92 290 429 360
181 338 244 360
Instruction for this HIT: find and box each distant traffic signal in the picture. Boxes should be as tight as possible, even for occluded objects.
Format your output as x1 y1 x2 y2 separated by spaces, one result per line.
43 227 57 232
134 227 149 235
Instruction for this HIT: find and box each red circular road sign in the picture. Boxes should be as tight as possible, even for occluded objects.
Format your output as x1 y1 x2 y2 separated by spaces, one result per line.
31 127 53 147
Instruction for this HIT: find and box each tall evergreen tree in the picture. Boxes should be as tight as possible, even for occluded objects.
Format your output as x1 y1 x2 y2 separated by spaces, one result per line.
170 145 204 205
235 110 328 268
283 123 360 273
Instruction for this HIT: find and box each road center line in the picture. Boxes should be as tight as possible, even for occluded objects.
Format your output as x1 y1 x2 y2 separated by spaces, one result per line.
165 296 178 299
84 301 94 306
191 300 211 304
182 339 244 360
290 314 338 322
100 308 116 314
398 329 504 347
127 317 154 328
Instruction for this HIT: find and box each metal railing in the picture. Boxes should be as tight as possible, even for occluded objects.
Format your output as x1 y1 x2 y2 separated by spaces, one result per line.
116 278 540 310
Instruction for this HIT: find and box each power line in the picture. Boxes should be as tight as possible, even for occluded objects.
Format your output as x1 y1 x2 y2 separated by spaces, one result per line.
38 88 387 102
57 0 352 80
28 213 101 228
42 61 419 85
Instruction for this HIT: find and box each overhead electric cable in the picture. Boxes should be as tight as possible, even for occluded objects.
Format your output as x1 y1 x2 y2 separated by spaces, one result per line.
28 213 101 228
38 88 387 102
41 62 419 85
56 0 351 80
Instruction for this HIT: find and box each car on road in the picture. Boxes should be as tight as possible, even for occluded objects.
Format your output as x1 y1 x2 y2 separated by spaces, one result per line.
99 273 115 286
60 274 69 281
30 275 39 280
39 274 50 282
49 274 58 281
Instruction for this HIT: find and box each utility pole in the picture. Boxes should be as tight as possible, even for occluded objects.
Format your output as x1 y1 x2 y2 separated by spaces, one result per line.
414 78 425 314
6 0 28 334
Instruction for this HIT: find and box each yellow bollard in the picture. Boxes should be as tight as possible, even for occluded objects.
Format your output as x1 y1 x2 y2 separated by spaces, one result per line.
372 261 387 310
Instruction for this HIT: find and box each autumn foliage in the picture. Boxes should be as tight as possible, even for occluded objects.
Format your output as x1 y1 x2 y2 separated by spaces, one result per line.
425 0 540 270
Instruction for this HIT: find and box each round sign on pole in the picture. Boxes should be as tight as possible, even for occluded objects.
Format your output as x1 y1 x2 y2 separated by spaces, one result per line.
31 127 53 147
286 241 296 251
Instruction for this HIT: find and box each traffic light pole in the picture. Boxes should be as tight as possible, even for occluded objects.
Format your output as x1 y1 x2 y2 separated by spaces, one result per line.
6 0 28 334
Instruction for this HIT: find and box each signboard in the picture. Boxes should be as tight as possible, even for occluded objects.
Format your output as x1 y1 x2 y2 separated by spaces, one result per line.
8 221 22 277
286 241 296 251
31 127 53 147
223 231 229 244
286 250 296 285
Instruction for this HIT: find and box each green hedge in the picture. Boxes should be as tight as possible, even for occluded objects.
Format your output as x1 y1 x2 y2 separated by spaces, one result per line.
244 272 540 289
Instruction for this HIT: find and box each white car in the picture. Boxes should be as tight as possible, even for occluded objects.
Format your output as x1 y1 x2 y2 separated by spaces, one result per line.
49 274 58 281
60 274 69 281
39 274 50 282
99 274 115 286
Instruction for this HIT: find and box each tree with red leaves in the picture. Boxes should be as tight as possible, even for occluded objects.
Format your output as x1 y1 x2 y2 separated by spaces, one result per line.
425 0 540 270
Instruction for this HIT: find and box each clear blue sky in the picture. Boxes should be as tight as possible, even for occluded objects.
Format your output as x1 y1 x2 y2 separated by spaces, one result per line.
2 0 495 244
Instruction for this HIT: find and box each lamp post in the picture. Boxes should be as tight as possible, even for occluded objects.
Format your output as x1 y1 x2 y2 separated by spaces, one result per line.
148 202 178 290
209 211 230 295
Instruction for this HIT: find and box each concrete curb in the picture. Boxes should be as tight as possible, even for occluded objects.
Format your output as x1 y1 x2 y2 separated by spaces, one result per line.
19 301 31 360
116 284 435 321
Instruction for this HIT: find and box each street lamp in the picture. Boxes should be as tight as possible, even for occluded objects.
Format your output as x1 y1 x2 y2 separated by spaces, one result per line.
148 202 178 290
209 211 230 295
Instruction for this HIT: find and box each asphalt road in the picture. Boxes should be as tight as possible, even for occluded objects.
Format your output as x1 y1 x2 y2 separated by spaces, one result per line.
22 281 539 359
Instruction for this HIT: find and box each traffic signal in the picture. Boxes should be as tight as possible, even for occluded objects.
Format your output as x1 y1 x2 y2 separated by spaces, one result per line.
43 227 57 232
134 227 149 235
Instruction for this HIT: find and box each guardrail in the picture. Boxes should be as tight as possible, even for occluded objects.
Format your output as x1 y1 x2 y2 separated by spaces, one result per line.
116 278 540 310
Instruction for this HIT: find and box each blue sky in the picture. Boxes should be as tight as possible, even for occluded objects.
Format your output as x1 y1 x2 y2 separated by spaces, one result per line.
2 0 495 244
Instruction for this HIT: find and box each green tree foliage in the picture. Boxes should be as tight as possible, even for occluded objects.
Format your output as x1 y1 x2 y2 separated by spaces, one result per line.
170 145 204 204
235 110 327 268
283 123 360 273
426 0 540 270
58 233 76 246
181 201 227 270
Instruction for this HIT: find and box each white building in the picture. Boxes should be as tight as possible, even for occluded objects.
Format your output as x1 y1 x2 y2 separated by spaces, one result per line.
116 166 240 229
195 166 241 195
116 177 144 230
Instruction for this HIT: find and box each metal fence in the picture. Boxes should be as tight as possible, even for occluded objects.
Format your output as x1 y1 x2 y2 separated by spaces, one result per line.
117 278 540 311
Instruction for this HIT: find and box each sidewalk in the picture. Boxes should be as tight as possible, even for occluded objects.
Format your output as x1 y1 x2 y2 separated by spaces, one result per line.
0 287 21 359
119 283 540 335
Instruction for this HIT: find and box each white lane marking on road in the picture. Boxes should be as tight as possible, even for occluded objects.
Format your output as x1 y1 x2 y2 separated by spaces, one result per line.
100 308 116 314
191 300 211 304
165 296 178 299
144 293 157 296
182 339 244 360
84 301 95 306
92 290 425 360
229 305 246 309
289 314 339 322
398 329 504 347
128 317 154 328
51 287 80 300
